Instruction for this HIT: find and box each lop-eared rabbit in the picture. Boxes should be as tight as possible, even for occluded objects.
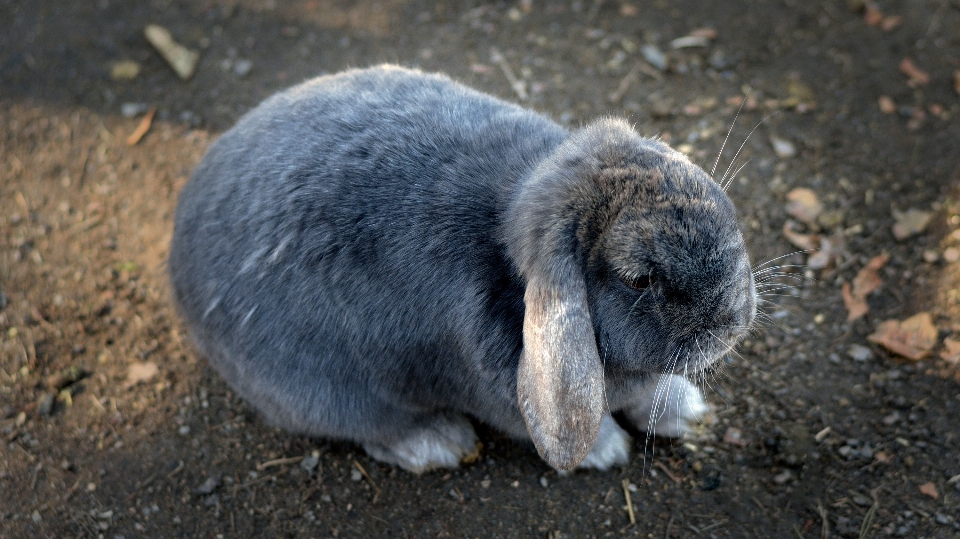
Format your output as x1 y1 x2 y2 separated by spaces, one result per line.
169 65 756 473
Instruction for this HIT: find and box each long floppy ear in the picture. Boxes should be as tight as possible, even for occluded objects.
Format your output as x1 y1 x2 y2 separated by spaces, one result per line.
517 259 606 470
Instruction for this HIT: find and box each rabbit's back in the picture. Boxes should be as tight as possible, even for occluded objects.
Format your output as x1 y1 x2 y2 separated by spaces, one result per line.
169 66 566 437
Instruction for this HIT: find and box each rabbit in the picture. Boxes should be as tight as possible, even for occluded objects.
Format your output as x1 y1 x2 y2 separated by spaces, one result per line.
168 65 757 473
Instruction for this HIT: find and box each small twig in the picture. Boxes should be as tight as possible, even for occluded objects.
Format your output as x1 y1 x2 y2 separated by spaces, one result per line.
166 461 184 479
243 473 277 489
609 65 640 104
76 147 91 187
858 499 879 539
792 524 805 539
665 516 674 539
490 47 528 100
654 461 680 484
30 463 42 491
256 456 303 471
621 479 636 525
126 106 156 146
63 477 83 502
699 519 728 533
817 498 830 539
123 473 157 503
353 460 382 502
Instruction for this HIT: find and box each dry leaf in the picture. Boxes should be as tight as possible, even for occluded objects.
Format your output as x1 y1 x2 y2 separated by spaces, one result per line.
807 236 835 270
144 24 200 80
878 95 896 114
881 15 902 31
785 188 823 226
842 254 889 321
919 482 939 500
898 57 930 87
863 3 883 26
125 361 159 388
110 60 141 81
892 208 933 240
689 27 718 40
942 338 960 364
867 312 938 361
852 254 889 297
782 220 817 250
126 106 156 146
842 282 869 322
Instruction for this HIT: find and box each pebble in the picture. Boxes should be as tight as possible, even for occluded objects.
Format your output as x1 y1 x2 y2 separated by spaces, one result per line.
194 475 221 495
37 393 55 416
300 453 320 472
178 425 190 436
350 469 363 482
641 44 667 71
847 344 874 362
944 247 960 263
770 136 797 158
233 59 253 77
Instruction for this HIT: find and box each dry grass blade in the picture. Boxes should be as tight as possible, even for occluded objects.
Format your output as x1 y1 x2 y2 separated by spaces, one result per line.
353 460 382 502
256 456 303 471
621 479 636 525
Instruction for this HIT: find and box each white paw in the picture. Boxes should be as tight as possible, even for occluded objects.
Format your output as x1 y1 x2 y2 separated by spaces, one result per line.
363 415 479 474
574 415 631 471
624 375 710 438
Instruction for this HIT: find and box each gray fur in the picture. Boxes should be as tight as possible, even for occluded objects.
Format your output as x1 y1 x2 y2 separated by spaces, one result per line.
169 65 756 472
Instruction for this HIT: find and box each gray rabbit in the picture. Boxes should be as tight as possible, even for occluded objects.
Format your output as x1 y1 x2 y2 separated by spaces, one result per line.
169 65 756 473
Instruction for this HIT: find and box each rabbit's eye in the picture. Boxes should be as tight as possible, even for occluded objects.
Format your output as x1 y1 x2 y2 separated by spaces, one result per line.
623 274 651 292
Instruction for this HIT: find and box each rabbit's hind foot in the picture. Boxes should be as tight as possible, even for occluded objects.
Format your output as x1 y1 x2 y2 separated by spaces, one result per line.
362 414 479 474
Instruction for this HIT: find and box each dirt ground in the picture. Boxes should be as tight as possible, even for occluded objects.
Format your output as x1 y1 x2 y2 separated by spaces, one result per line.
3 1 960 537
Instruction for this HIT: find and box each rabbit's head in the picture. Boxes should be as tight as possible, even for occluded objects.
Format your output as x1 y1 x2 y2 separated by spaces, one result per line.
506 119 756 470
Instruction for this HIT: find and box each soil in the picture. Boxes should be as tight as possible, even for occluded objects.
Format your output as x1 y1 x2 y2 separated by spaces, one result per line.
3 1 960 537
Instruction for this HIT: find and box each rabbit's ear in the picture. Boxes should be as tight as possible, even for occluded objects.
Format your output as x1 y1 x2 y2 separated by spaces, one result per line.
517 259 606 470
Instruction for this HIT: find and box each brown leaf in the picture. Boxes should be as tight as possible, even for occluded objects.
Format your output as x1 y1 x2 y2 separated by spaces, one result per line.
842 254 888 321
842 282 869 322
873 451 893 464
899 57 930 87
863 3 883 26
782 220 818 251
785 188 822 226
852 254 889 298
942 338 960 364
878 95 896 114
867 312 938 361
881 15 902 31
919 482 939 500
892 208 933 240
689 27 718 40
807 236 835 270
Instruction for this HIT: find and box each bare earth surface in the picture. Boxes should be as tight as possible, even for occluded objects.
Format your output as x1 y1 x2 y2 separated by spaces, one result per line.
3 1 960 537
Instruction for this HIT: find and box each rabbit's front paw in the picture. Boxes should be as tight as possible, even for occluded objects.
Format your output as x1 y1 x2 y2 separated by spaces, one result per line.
624 375 711 438
574 415 631 471
362 415 479 474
